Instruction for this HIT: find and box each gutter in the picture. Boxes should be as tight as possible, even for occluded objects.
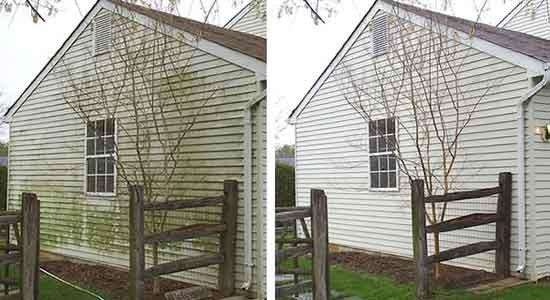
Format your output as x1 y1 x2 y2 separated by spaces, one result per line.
516 65 550 274
241 80 267 290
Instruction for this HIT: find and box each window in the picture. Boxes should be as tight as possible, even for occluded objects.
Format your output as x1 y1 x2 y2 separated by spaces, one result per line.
93 13 112 55
369 117 398 189
86 119 116 195
371 15 388 56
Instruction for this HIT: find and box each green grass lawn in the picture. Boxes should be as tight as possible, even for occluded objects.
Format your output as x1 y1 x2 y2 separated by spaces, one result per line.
280 258 550 300
38 273 111 300
329 264 550 300
0 266 111 300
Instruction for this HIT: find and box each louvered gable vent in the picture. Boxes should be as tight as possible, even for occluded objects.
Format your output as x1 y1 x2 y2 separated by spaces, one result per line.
371 15 388 57
93 13 112 55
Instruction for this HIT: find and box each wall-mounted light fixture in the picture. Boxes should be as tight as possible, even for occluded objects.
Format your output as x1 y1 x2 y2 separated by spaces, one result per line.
535 124 550 142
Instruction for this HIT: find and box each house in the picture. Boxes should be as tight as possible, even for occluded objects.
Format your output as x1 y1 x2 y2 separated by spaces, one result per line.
2 0 266 297
289 0 550 280
498 0 550 39
225 0 266 38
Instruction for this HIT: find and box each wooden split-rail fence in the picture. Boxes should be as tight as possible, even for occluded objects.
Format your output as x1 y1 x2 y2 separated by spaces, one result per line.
0 193 40 300
276 189 329 300
128 180 238 300
411 172 512 299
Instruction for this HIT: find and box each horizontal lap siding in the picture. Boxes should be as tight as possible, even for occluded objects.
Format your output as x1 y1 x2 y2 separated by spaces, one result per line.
532 85 550 277
295 12 531 275
8 9 263 292
502 0 550 39
228 1 266 38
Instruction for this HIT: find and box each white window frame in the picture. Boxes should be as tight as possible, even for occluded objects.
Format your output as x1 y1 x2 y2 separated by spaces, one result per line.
368 117 399 192
84 118 117 197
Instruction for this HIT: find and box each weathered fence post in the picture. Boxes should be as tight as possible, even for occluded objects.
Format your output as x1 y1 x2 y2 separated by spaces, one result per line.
21 192 39 300
219 180 238 297
411 180 429 300
128 185 145 300
495 172 512 278
311 189 329 300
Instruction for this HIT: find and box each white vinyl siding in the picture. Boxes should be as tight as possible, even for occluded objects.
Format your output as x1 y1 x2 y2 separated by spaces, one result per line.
7 8 265 293
227 1 266 38
500 0 550 39
530 85 550 277
294 11 535 277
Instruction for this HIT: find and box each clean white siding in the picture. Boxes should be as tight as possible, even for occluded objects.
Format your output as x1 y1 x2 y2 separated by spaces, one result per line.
8 9 265 293
295 12 534 276
531 85 550 277
501 0 550 39
227 1 266 38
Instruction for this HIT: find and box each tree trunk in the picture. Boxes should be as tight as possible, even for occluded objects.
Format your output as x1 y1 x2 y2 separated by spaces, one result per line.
153 242 160 294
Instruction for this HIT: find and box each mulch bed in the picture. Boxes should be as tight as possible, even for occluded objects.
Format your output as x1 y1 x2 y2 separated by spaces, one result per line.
40 261 222 300
330 251 498 289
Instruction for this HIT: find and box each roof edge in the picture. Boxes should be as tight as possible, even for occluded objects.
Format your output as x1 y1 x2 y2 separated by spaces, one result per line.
224 0 255 28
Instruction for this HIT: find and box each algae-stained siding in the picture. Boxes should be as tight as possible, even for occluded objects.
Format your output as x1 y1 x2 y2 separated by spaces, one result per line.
294 10 535 276
227 1 266 38
8 8 265 292
500 0 550 39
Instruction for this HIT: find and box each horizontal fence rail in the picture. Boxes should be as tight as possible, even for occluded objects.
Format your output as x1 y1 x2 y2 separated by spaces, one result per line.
275 189 329 300
411 172 512 299
0 193 40 300
128 180 238 300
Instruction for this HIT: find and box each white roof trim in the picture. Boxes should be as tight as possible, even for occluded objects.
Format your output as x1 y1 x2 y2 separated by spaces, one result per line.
4 2 103 121
288 3 381 124
5 0 265 121
288 0 547 124
101 0 265 75
225 1 255 28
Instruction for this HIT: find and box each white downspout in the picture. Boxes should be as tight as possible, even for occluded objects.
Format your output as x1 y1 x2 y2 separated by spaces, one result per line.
516 66 550 274
242 80 267 291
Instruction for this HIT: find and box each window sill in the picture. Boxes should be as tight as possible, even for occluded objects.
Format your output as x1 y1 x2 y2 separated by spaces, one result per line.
369 187 400 192
86 192 116 198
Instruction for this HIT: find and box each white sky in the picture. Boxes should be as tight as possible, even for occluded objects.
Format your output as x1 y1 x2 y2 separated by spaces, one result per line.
270 0 523 147
0 0 243 142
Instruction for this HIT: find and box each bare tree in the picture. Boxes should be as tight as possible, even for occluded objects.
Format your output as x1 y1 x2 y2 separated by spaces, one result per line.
0 0 237 23
338 3 512 278
60 3 226 293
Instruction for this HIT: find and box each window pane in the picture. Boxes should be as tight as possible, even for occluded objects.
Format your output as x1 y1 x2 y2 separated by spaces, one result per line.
370 156 379 171
380 155 389 171
105 137 115 153
86 139 95 156
389 156 397 170
369 121 377 136
106 157 115 174
387 135 396 151
389 172 397 187
96 137 104 155
387 118 395 134
377 119 386 134
87 176 96 193
380 172 388 188
106 175 114 193
87 158 96 175
369 137 377 153
97 158 106 174
97 176 106 192
378 137 387 152
96 120 105 137
370 172 379 188
87 122 95 137
106 119 115 135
